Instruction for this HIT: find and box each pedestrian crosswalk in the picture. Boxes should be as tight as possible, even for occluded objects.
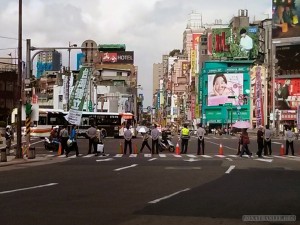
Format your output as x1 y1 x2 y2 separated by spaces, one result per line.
44 153 300 161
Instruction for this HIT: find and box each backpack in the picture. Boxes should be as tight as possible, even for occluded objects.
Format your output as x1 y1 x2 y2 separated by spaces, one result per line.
243 135 250 144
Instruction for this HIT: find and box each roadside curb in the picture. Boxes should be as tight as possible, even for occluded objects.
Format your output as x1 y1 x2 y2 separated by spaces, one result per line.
0 156 54 167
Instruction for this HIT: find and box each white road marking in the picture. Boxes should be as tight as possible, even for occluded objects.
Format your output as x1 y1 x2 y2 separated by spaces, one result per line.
148 158 157 161
96 158 113 162
83 154 94 158
58 155 66 158
114 154 123 157
144 154 152 157
68 155 77 158
184 158 200 162
225 165 235 174
173 154 182 158
114 164 138 171
159 154 166 157
129 154 137 157
46 155 55 157
201 155 212 158
228 155 238 158
226 158 233 161
215 155 226 158
254 158 273 163
272 142 282 145
0 183 58 195
148 188 190 204
186 154 196 158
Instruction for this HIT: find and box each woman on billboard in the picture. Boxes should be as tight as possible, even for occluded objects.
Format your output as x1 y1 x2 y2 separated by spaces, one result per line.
210 74 234 96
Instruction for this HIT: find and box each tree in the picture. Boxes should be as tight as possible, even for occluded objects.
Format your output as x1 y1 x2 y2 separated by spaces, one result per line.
169 49 181 57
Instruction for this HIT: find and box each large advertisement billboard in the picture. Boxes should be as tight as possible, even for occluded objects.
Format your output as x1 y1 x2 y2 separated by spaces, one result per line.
272 0 300 39
207 73 244 106
275 78 300 110
211 26 258 59
276 44 300 75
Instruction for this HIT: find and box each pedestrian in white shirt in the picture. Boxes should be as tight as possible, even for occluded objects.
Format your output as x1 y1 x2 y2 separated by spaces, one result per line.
285 126 295 156
123 124 133 154
196 123 206 155
264 125 272 155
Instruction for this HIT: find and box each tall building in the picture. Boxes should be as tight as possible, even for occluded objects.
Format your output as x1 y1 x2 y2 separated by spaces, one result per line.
36 51 61 78
152 63 163 96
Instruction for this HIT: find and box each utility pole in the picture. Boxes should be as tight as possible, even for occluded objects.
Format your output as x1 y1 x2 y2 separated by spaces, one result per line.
16 0 22 159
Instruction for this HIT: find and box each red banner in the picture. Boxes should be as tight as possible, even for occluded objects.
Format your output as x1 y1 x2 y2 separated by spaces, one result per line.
275 78 300 110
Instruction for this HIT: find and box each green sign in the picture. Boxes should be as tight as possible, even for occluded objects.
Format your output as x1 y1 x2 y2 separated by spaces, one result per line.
224 103 232 106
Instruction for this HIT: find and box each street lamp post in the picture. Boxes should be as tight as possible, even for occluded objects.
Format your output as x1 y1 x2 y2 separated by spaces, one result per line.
67 42 77 111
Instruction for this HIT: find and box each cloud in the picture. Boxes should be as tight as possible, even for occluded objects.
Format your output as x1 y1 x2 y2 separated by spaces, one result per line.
0 0 271 107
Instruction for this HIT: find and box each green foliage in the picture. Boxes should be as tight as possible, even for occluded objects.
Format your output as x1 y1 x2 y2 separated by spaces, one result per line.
0 121 6 128
169 49 181 57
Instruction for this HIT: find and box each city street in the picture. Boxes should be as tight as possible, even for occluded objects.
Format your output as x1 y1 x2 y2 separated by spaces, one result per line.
0 134 299 225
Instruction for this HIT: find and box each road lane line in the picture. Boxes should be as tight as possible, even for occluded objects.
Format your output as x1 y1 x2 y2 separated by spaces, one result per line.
272 142 282 145
0 183 58 195
114 164 138 171
254 158 273 163
148 158 157 161
148 188 190 204
83 154 95 158
96 158 113 162
225 165 235 174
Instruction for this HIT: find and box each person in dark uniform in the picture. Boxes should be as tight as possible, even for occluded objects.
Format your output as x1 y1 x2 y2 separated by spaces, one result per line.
256 125 264 158
180 124 190 154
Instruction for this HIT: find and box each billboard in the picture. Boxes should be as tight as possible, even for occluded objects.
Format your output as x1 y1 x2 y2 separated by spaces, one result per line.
207 73 244 106
272 0 300 39
211 27 259 59
99 51 134 64
275 78 300 110
276 44 300 75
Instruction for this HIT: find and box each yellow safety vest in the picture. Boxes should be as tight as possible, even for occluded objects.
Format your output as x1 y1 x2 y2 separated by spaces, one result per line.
181 128 189 136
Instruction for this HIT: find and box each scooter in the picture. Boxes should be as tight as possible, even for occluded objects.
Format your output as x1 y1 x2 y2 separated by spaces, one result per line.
44 137 59 151
158 135 175 152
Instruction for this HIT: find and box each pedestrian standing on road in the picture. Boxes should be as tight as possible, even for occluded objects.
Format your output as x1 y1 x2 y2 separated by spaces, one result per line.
285 126 295 156
264 124 272 155
140 131 151 153
239 128 252 157
66 125 79 157
86 124 98 155
180 124 190 154
59 126 69 156
5 127 11 155
256 125 264 158
151 124 160 154
196 123 206 155
124 124 133 154
236 133 242 155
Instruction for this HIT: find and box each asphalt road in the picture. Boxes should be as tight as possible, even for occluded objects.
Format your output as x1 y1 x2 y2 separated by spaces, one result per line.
0 134 300 225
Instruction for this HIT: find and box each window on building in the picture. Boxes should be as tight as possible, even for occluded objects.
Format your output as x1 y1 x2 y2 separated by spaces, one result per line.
201 49 208 55
0 81 4 91
116 72 122 76
0 98 4 108
6 81 13 91
6 99 13 109
59 95 63 102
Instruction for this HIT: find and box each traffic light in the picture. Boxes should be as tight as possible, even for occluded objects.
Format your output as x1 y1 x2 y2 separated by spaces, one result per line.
25 103 32 116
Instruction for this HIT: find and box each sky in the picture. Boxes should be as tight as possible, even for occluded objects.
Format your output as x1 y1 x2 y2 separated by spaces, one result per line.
0 0 271 107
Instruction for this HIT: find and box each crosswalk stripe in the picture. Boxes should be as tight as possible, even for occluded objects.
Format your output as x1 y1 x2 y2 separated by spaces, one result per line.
129 154 137 157
68 155 77 158
201 155 212 158
58 155 66 158
187 154 196 158
46 155 55 157
159 154 166 157
83 154 95 158
114 154 123 157
215 155 226 158
173 154 182 158
228 155 238 158
144 154 152 157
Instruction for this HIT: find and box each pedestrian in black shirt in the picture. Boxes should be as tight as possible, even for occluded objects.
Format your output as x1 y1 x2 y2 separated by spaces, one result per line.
256 125 264 158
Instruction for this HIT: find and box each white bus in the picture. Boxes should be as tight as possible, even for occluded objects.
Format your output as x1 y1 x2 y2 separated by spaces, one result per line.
12 108 137 138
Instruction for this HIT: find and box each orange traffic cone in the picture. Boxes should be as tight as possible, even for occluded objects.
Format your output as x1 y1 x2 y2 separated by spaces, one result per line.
280 144 285 156
119 142 123 154
175 142 180 155
218 144 224 155
57 143 62 156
